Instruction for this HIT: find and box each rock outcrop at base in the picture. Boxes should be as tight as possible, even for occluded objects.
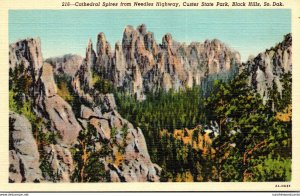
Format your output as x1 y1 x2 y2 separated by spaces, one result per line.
9 112 42 182
78 104 161 182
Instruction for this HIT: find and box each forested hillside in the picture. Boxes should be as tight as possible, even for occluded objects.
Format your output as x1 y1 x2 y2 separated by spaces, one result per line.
115 71 291 181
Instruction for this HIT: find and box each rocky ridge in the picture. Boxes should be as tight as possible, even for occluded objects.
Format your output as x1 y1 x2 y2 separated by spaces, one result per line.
71 24 241 100
9 37 161 182
243 33 292 104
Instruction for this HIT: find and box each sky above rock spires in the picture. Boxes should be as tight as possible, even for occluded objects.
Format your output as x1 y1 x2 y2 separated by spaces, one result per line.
9 9 290 62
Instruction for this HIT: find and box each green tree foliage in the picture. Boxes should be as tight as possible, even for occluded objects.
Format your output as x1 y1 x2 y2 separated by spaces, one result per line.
278 71 292 112
9 64 33 110
53 74 93 118
92 73 114 94
54 74 74 103
115 86 209 181
72 123 111 182
264 72 291 113
203 72 292 182
115 69 291 182
115 86 203 163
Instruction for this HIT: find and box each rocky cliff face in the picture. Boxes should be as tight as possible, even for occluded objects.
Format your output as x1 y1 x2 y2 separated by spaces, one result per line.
243 33 292 104
75 24 240 100
9 112 43 183
37 63 82 145
9 38 43 80
9 38 161 182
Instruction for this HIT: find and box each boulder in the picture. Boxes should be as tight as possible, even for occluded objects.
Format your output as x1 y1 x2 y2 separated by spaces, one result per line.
43 144 75 182
9 112 42 182
43 95 81 145
39 63 58 97
80 104 97 119
9 38 43 78
90 118 111 141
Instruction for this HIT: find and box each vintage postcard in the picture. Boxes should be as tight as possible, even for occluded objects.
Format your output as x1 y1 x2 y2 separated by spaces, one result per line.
0 0 299 192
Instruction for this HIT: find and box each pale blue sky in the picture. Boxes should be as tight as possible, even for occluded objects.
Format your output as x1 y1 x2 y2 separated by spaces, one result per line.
9 10 291 62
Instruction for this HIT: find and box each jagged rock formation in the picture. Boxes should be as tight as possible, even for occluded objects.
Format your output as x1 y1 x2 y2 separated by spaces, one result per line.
71 40 95 104
75 24 240 100
9 112 42 182
34 62 82 145
9 38 43 81
9 38 81 182
9 37 161 182
243 33 292 103
78 104 161 182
